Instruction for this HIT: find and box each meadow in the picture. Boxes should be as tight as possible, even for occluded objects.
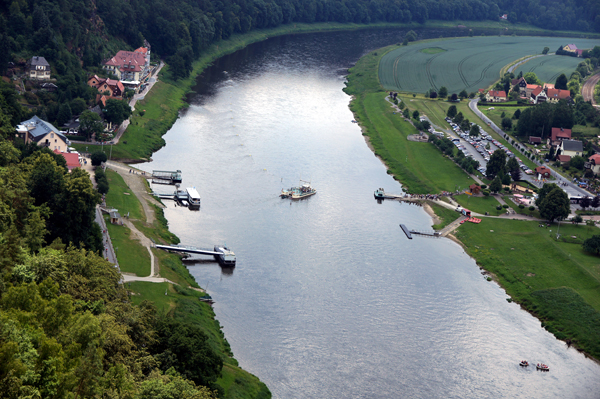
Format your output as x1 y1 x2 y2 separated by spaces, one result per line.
379 36 600 94
512 54 585 84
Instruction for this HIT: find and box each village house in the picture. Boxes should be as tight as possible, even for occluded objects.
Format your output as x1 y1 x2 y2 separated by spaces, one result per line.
485 90 507 102
15 115 69 152
53 149 81 171
563 44 583 57
102 47 151 86
556 154 571 164
512 77 528 96
587 154 600 175
530 86 547 104
535 166 552 178
529 136 542 145
560 140 583 158
550 127 572 146
524 84 540 98
546 88 571 103
88 75 125 98
28 56 51 80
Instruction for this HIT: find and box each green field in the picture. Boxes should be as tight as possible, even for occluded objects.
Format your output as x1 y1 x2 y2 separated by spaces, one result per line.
512 54 584 84
379 36 600 94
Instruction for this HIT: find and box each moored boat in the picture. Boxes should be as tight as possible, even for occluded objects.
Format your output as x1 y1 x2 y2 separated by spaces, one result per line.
214 245 236 266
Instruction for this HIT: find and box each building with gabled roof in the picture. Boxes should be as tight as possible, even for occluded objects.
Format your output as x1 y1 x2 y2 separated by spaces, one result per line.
54 149 81 171
16 115 69 152
551 127 571 143
546 88 571 103
531 86 547 104
587 154 600 175
102 48 150 84
535 166 552 178
485 90 507 102
28 56 51 80
560 140 583 157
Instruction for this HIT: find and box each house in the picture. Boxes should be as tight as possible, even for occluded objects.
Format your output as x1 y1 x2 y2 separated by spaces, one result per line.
102 48 150 84
535 166 552 178
531 86 547 104
512 77 527 95
543 83 555 90
88 75 125 98
563 44 578 53
557 154 571 164
28 56 51 80
545 88 571 103
551 127 572 144
560 140 583 157
53 149 81 171
40 82 58 92
15 115 70 152
485 90 507 102
529 136 542 145
587 154 600 175
110 211 123 225
500 14 508 20
469 184 481 195
524 84 541 98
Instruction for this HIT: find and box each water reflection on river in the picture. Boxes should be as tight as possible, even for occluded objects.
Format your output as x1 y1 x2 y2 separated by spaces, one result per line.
141 31 600 398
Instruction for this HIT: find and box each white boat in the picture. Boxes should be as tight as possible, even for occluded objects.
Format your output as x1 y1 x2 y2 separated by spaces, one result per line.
281 180 316 200
186 187 201 209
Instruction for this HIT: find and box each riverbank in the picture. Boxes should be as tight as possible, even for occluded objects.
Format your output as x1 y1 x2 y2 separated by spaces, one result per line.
345 37 600 360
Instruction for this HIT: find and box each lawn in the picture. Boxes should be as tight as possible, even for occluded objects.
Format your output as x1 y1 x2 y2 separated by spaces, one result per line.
105 219 151 277
105 170 144 220
127 281 176 313
427 200 460 230
454 194 505 216
455 218 600 358
379 36 600 94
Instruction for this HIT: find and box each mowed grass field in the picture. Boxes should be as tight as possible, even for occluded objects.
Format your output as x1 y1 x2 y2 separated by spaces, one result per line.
379 36 600 94
513 54 584 84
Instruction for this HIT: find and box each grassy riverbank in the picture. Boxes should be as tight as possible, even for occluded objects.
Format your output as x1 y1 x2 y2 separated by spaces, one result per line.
104 170 270 398
345 35 600 360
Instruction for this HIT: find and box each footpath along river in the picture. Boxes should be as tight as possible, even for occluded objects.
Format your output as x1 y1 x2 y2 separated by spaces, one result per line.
141 30 600 398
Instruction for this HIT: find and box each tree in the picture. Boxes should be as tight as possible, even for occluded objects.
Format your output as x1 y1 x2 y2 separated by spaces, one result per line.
91 151 108 166
542 47 550 55
447 105 457 118
501 117 513 130
538 186 570 222
412 110 419 120
583 235 600 255
580 196 591 209
405 30 417 42
453 112 464 125
402 108 410 118
572 214 583 224
103 99 132 126
555 73 568 90
469 125 480 137
57 103 73 127
486 150 507 179
459 89 468 99
570 156 585 170
429 91 438 99
79 111 104 141
592 196 600 209
439 86 448 98
490 175 502 193
512 109 521 119
450 93 458 102
523 72 541 86
506 157 521 181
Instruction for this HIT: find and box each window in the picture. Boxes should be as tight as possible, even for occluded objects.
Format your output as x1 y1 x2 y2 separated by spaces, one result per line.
51 133 54 138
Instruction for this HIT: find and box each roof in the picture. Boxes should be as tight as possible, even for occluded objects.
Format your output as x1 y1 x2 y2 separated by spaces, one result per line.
529 136 542 143
16 115 68 143
531 86 544 97
54 150 81 169
546 88 570 100
478 88 485 93
134 47 148 54
557 155 571 162
526 84 540 89
535 166 552 174
29 56 50 67
565 44 578 50
511 77 526 86
551 127 572 141
561 140 583 153
589 154 600 164
543 83 555 90
103 50 146 73
110 211 122 219
488 90 506 97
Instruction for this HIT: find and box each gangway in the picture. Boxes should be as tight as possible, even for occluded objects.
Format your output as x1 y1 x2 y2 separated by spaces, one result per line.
152 170 182 185
155 244 220 256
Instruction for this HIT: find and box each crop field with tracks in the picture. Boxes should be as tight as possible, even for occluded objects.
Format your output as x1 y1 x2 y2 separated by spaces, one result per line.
379 36 599 94
512 55 584 84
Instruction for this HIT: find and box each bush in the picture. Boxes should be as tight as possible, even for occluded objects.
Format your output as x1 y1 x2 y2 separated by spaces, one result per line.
518 204 525 209
91 151 108 166
480 184 487 189
529 206 535 211
482 189 490 196
502 204 509 208
497 205 503 210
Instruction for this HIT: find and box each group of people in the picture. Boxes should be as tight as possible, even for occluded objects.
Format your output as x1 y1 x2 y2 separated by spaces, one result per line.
403 191 455 201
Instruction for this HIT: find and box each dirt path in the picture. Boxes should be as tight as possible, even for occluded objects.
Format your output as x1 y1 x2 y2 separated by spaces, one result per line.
106 161 164 225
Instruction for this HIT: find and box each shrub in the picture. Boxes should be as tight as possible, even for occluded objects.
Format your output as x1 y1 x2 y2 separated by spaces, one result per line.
497 205 503 210
480 184 487 189
502 204 509 208
529 206 535 211
482 189 490 196
91 151 108 166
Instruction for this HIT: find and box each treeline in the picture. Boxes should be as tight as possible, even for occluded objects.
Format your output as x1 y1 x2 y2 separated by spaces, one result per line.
0 87 226 398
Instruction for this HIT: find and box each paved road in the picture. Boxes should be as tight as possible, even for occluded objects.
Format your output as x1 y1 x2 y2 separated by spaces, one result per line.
468 99 591 197
582 71 600 106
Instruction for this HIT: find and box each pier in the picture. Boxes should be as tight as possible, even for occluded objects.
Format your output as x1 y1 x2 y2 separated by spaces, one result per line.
155 244 221 256
399 224 440 239
152 170 182 185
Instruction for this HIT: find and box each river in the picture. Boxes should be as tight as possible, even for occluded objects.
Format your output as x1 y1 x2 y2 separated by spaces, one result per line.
141 30 600 398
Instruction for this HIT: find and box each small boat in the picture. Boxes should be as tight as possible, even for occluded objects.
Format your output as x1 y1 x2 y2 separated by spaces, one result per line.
281 180 316 200
213 245 236 266
374 188 386 199
519 361 529 367
536 363 549 371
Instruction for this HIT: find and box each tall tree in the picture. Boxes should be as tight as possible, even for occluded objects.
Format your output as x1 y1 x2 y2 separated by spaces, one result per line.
538 186 570 222
555 73 568 90
486 150 507 179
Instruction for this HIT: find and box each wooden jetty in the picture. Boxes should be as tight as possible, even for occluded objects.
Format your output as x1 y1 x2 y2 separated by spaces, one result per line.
400 224 440 239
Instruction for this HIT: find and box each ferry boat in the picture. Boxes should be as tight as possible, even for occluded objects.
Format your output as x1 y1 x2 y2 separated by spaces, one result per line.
281 180 316 199
214 245 236 266
186 187 201 209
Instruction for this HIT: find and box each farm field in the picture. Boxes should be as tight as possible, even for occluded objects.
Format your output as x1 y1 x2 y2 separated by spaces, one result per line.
379 36 600 94
512 54 584 84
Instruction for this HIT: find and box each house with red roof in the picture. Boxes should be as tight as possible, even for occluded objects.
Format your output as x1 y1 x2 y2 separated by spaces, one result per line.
102 47 150 84
535 166 552 178
88 75 125 98
587 154 600 175
54 149 81 171
524 84 541 98
551 127 571 144
530 86 547 104
485 90 507 102
557 154 571 164
546 88 571 103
